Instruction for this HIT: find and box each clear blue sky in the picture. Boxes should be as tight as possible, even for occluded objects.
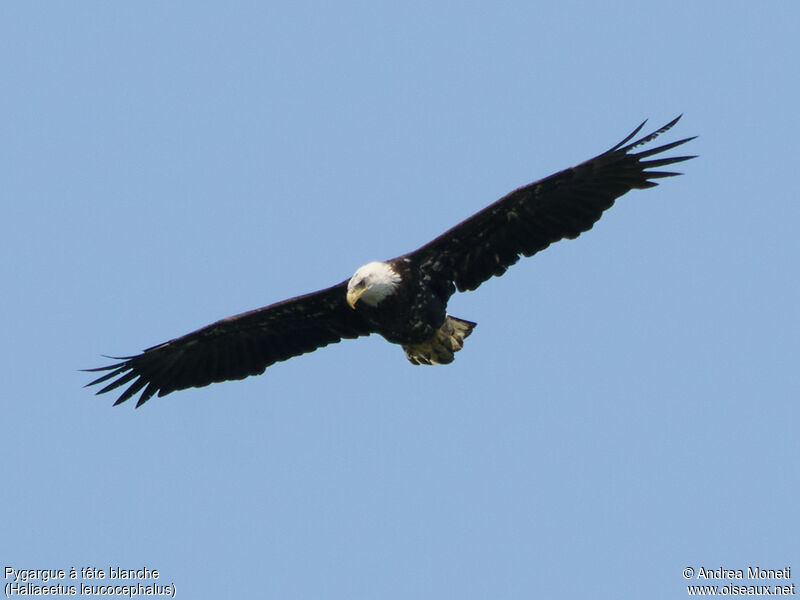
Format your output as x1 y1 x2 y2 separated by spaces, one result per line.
3 2 798 598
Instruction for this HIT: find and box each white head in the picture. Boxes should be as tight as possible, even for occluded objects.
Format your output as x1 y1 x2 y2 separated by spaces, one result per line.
346 261 401 308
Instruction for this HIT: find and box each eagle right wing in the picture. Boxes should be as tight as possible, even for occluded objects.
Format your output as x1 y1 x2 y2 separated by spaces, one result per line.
406 116 696 293
85 280 371 407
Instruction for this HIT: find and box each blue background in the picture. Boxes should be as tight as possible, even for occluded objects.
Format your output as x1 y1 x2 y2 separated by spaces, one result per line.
3 2 798 598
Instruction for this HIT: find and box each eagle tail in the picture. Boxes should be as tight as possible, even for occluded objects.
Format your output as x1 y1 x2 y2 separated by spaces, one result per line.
403 316 477 365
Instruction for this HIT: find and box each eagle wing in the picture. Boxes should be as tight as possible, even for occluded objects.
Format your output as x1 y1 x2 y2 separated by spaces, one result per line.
406 116 696 292
85 281 371 407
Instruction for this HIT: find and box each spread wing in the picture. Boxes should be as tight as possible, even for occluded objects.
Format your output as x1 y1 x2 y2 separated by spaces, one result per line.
85 281 371 407
406 116 696 292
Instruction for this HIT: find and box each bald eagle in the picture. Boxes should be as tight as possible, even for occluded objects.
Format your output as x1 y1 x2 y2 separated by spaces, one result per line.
86 116 695 407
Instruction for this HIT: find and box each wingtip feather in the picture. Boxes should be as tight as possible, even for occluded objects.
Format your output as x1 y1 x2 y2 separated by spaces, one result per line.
608 119 648 152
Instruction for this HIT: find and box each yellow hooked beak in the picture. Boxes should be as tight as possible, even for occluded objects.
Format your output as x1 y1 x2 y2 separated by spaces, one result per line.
346 285 366 309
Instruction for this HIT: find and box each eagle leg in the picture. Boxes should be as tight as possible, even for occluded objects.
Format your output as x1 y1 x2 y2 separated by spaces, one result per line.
403 316 477 365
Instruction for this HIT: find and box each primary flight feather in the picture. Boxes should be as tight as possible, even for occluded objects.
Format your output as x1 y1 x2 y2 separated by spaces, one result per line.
86 116 696 407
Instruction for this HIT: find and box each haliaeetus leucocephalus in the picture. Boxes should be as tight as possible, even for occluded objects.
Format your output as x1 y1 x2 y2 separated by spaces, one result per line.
86 116 695 407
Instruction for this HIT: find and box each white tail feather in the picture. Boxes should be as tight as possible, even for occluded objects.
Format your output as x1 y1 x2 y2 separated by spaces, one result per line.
403 316 477 365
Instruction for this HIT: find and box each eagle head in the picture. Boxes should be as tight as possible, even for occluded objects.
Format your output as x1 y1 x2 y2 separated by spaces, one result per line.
346 261 401 309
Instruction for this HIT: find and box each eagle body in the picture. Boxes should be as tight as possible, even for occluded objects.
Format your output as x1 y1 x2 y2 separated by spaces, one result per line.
86 117 696 407
345 258 472 365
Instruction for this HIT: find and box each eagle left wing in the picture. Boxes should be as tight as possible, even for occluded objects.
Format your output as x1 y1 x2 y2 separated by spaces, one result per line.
85 281 371 407
405 116 696 292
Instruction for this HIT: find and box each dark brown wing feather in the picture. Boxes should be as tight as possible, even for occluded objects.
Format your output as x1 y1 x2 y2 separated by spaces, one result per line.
406 116 696 292
84 281 371 407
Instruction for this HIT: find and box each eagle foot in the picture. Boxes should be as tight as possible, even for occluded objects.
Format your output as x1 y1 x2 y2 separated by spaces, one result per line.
403 316 477 365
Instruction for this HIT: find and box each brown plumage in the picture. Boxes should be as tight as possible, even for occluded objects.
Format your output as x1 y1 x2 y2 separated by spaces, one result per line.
86 116 695 407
